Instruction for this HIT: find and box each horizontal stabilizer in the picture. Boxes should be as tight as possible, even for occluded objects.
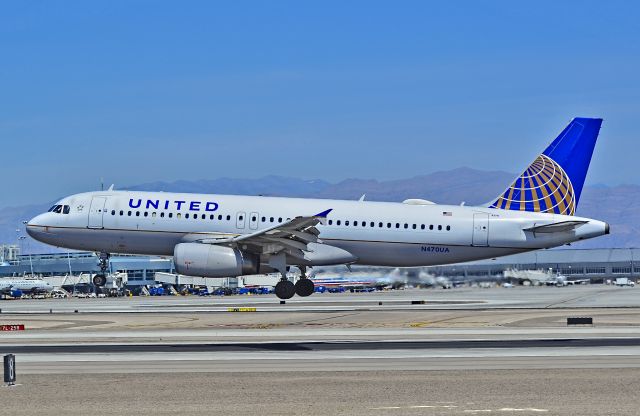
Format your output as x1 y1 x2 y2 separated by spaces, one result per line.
523 220 588 234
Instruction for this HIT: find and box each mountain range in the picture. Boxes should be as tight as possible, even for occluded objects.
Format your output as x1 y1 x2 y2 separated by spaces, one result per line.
2 168 638 253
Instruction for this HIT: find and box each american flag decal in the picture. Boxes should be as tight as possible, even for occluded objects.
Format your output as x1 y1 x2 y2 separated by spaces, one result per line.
443 211 452 216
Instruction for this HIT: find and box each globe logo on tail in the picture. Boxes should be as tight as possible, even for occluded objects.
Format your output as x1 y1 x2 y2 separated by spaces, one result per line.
490 154 576 215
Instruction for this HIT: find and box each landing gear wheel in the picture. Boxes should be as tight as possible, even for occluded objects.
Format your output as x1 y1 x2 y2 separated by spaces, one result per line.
95 252 110 288
275 280 295 299
295 278 315 297
93 274 107 287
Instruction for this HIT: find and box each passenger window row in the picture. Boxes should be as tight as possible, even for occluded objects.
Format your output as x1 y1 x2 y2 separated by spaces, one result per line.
108 209 451 231
111 210 234 221
261 216 287 223
327 219 451 231
110 210 293 224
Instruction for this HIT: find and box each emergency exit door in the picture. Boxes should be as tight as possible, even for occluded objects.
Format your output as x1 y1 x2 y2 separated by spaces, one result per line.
236 212 246 229
249 212 259 230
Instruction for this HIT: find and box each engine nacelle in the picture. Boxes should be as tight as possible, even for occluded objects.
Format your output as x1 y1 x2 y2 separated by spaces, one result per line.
174 243 259 277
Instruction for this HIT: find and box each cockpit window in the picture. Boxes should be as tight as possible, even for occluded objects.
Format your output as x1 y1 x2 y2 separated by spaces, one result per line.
49 204 70 214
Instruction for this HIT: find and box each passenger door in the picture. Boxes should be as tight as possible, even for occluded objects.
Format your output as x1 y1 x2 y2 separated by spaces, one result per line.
88 197 107 229
472 213 489 246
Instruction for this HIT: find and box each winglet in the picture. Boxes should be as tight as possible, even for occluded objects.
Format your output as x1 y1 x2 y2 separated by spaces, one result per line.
314 209 333 218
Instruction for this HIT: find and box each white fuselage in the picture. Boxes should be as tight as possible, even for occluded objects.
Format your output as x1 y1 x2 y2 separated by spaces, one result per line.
26 190 609 267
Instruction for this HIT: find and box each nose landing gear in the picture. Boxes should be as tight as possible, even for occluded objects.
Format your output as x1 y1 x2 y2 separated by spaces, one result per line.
92 274 107 287
93 252 110 287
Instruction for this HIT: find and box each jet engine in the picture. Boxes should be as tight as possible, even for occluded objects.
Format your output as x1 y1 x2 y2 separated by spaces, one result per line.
173 243 261 277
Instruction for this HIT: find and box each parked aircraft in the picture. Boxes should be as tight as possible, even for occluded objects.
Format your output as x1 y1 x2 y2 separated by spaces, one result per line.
27 118 609 299
0 278 53 297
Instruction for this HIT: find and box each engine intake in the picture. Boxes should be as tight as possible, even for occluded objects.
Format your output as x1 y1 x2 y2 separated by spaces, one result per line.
174 243 259 277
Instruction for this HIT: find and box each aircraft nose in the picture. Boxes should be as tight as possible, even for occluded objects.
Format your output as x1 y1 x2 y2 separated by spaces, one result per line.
26 223 36 239
26 214 46 239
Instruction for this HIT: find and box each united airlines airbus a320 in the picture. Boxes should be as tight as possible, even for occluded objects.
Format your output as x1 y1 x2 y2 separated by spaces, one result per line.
27 118 609 299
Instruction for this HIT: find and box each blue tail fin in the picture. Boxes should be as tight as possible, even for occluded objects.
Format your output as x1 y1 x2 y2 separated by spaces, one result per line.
489 117 602 215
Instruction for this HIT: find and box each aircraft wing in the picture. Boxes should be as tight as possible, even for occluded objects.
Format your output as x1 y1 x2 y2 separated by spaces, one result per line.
195 209 333 259
523 220 589 234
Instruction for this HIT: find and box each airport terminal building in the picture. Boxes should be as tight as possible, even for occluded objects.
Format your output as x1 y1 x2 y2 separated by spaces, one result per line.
0 248 639 286
0 251 173 285
427 248 640 282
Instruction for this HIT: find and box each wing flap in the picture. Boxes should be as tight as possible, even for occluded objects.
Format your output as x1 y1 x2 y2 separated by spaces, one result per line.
259 236 310 251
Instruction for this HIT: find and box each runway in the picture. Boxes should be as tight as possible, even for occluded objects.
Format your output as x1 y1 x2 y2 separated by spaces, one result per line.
9 335 640 375
2 286 640 415
5 369 638 416
5 337 640 354
1 284 638 313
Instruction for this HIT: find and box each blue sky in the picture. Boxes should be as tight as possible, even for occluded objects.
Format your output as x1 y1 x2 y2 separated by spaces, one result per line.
1 1 638 208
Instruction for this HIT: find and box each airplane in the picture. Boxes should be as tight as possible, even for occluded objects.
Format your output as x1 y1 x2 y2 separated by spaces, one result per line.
0 278 53 297
503 268 569 286
26 117 609 299
310 273 380 288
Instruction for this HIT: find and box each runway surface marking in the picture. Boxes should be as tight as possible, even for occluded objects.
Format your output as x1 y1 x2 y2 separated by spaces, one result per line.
371 404 549 413
3 337 640 353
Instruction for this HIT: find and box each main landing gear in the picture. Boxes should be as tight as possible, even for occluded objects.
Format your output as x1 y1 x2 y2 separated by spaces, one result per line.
295 276 314 297
93 252 109 287
275 279 295 299
274 267 315 299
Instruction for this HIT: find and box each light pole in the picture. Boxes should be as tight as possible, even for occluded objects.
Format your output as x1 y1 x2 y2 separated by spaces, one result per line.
21 221 31 255
28 252 34 277
15 229 21 255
